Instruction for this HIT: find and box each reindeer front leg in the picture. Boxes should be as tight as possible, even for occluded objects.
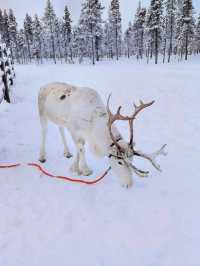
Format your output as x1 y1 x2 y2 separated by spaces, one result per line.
70 153 80 174
70 137 93 176
39 117 48 163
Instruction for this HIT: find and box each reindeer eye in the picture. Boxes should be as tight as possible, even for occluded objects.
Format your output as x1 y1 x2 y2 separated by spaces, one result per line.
118 161 123 165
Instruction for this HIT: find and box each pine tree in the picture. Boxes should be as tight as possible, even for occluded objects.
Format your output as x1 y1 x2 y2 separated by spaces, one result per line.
174 1 183 56
71 26 80 60
88 0 104 64
165 0 178 62
24 13 33 61
0 45 11 103
62 5 72 61
2 10 10 47
124 22 133 58
0 9 4 36
43 0 57 63
144 8 151 62
8 9 18 61
54 17 63 60
17 29 27 63
182 0 195 60
132 2 146 59
103 22 113 58
77 0 104 64
76 3 89 63
195 14 200 53
0 40 15 103
32 15 43 63
145 0 163 64
161 15 168 63
108 0 122 60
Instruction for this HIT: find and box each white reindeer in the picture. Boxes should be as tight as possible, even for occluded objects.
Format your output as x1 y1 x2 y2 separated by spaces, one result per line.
38 82 166 188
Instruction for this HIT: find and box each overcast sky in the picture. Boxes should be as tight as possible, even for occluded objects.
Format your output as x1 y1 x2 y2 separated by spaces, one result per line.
1 0 200 29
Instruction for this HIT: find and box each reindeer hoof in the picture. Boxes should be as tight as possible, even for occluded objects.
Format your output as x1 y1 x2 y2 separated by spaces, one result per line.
81 169 93 176
64 151 73 159
39 159 46 163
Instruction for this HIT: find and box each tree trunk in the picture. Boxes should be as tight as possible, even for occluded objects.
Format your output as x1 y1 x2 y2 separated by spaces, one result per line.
155 29 158 64
185 28 189 61
168 0 174 63
51 34 56 64
115 26 119 60
95 37 100 62
163 37 167 64
27 38 31 62
91 36 95 65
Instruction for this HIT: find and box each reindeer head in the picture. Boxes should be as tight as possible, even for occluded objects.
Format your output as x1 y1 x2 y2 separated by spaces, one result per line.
106 95 167 188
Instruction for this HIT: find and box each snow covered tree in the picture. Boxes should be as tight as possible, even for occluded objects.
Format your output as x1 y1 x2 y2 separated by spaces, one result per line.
1 0 200 64
17 29 27 63
103 21 113 58
0 38 15 103
54 17 63 60
175 0 195 60
8 9 18 61
77 0 104 64
43 0 57 63
164 0 178 62
0 40 5 103
124 22 133 58
76 5 89 63
194 13 200 53
24 13 33 61
70 26 80 59
0 9 4 36
2 10 10 47
145 0 163 64
32 15 43 63
108 0 122 60
132 2 146 59
174 1 183 55
62 5 73 62
182 0 195 60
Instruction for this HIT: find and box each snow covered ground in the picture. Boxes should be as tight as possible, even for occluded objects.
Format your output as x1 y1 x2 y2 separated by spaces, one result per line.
0 58 200 266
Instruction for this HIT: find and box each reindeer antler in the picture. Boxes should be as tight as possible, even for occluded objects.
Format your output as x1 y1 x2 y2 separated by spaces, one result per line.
107 94 129 153
107 94 154 152
134 144 167 172
129 100 155 148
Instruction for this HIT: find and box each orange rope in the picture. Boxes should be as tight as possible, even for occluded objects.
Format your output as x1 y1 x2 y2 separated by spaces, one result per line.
0 163 21 168
0 162 111 185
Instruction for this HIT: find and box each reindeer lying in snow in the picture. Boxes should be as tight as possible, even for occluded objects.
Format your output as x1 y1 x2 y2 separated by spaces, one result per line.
38 82 167 188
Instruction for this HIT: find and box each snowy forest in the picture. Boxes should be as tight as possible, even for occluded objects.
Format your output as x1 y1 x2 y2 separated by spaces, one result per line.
0 0 199 65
